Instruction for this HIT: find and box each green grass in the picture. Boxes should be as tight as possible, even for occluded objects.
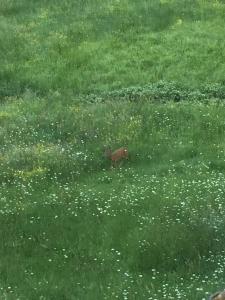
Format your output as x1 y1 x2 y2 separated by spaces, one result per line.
1 0 225 97
0 98 225 299
2 0 225 299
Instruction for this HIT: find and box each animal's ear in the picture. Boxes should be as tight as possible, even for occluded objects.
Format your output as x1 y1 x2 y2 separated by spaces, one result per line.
103 145 111 152
103 146 110 157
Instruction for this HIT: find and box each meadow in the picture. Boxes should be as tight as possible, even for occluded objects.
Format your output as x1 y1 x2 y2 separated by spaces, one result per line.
1 0 225 299
2 0 225 97
1 98 225 299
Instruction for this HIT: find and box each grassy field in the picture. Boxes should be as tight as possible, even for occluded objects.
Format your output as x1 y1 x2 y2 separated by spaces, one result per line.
1 99 225 299
2 0 225 299
2 0 225 97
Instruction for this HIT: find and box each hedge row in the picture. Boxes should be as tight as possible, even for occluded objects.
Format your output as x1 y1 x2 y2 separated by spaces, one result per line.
80 81 225 103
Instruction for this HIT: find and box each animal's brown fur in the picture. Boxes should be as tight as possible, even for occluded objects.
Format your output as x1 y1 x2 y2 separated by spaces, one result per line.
104 147 128 167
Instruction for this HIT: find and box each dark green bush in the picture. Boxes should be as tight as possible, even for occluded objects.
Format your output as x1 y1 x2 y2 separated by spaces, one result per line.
80 81 225 103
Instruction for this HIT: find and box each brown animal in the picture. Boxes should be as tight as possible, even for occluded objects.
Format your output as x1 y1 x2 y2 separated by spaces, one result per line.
104 147 128 167
210 291 225 300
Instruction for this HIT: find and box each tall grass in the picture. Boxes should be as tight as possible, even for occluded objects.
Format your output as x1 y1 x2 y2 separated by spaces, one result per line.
1 96 225 182
0 97 225 298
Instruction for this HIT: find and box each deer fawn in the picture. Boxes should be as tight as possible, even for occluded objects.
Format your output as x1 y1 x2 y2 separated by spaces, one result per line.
104 147 128 168
210 291 225 300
